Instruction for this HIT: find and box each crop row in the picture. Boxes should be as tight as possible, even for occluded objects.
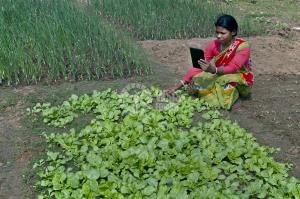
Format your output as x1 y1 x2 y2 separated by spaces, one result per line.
0 0 150 85
30 88 300 198
0 0 261 85
92 0 259 40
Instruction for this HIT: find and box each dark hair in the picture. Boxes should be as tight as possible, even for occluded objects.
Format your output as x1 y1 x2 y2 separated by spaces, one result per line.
215 14 238 36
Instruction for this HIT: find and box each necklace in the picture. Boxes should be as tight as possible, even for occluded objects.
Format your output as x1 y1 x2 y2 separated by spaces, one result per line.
220 38 236 51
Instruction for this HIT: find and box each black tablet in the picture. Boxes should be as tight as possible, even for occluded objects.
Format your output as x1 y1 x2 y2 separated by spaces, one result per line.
190 47 204 68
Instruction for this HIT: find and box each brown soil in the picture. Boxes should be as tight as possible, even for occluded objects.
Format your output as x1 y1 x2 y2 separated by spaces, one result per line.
0 101 40 199
139 34 300 75
0 33 299 198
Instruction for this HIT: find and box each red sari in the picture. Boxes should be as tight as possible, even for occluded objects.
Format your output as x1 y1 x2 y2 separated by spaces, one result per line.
183 38 254 86
189 38 254 109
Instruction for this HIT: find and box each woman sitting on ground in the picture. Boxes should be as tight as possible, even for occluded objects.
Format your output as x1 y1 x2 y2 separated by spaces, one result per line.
165 14 254 109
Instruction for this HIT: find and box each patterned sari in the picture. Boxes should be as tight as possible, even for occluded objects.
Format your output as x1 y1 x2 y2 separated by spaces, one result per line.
191 38 254 110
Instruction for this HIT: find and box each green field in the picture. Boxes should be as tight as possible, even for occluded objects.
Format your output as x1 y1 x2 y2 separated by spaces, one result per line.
0 0 300 198
30 88 300 198
0 0 150 85
0 0 263 86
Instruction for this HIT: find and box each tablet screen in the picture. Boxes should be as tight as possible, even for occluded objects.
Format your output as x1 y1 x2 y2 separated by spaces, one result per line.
190 48 204 68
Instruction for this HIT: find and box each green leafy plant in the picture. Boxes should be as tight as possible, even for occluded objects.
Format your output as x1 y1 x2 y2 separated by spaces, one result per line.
31 88 300 198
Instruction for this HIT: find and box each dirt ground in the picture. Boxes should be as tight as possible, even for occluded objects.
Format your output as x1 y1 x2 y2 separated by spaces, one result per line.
0 32 300 198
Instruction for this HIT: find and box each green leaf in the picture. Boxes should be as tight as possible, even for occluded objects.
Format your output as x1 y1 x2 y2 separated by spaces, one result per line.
86 152 102 165
142 186 156 196
120 186 130 194
67 174 80 188
84 169 100 180
47 151 59 161
99 167 109 178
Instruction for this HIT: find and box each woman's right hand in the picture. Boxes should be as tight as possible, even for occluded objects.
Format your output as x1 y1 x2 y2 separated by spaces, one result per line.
198 59 217 73
197 59 209 71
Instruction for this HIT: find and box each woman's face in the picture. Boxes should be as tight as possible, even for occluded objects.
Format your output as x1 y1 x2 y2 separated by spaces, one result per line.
215 26 235 46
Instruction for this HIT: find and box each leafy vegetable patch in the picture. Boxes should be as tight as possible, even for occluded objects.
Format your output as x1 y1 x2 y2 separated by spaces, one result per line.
29 88 300 198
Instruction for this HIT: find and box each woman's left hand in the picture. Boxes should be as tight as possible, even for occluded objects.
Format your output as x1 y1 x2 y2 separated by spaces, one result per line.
198 59 216 73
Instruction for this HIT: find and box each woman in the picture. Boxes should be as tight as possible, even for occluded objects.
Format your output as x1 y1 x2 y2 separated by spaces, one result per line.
165 14 253 109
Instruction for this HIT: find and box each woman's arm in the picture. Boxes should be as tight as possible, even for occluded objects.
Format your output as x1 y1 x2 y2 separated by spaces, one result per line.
164 80 187 94
200 46 251 75
183 67 203 83
164 40 219 94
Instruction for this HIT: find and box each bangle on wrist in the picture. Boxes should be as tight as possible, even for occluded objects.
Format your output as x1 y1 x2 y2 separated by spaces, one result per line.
215 67 218 74
180 80 185 86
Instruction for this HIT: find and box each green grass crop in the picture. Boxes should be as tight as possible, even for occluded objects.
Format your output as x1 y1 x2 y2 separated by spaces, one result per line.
93 0 260 40
0 0 151 85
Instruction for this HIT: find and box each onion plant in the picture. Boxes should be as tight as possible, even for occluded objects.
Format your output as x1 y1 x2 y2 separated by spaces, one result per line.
93 0 258 40
0 0 150 85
